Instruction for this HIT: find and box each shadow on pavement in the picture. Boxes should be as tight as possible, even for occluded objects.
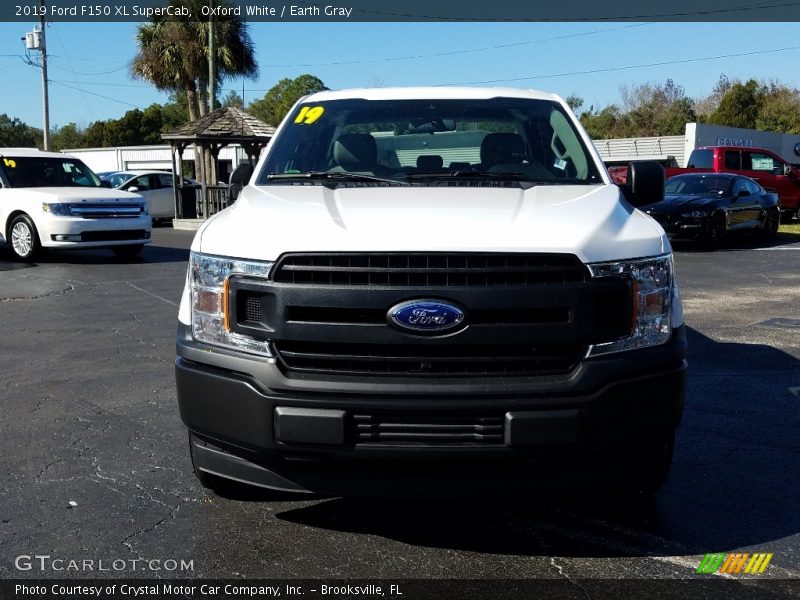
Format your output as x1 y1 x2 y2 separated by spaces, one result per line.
268 327 800 558
0 244 189 265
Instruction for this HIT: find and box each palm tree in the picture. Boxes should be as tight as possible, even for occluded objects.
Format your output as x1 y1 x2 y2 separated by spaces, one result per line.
131 0 257 120
131 0 258 184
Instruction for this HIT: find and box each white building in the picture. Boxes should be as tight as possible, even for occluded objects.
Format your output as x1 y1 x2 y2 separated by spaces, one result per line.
63 143 253 183
593 123 800 168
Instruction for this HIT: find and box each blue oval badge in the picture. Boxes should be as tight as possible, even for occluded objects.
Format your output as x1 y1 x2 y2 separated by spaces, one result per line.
388 300 465 334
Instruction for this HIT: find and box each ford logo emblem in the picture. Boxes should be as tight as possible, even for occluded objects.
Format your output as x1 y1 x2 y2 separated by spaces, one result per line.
387 299 465 334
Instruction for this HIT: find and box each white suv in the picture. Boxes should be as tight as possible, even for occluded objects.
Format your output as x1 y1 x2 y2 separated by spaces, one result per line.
175 87 686 498
0 148 151 260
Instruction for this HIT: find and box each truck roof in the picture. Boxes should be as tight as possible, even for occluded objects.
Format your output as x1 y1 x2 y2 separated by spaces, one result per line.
303 86 562 103
0 147 71 159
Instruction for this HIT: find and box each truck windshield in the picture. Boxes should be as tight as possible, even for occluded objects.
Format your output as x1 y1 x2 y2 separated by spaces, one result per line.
257 97 602 186
1 156 102 188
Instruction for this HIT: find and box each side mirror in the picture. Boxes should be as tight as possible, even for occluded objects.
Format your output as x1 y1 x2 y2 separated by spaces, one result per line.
783 163 793 177
737 189 751 198
227 163 254 203
128 186 139 193
622 160 665 207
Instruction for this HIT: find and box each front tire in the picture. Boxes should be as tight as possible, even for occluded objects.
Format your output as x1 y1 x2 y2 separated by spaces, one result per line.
761 209 780 242
704 214 726 251
8 214 40 261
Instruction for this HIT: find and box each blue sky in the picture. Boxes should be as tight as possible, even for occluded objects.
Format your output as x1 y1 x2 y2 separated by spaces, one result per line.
0 21 797 129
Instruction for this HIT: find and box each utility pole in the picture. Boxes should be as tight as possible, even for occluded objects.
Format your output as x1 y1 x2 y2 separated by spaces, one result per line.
208 1 216 114
39 0 50 150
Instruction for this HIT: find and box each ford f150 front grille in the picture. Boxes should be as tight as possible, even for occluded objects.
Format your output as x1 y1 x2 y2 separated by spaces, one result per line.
229 252 632 379
351 413 505 446
272 252 588 287
272 340 585 377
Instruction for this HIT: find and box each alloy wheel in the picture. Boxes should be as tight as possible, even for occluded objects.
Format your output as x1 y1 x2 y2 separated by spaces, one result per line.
11 221 33 258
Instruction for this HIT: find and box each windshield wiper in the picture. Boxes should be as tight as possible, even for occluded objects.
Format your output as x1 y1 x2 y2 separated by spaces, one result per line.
266 171 408 186
406 170 531 181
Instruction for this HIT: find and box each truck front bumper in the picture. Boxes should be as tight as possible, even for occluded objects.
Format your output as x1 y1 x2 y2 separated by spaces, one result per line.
176 323 687 496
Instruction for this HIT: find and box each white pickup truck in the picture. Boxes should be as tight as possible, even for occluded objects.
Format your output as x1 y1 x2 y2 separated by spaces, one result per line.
175 87 686 498
0 148 151 260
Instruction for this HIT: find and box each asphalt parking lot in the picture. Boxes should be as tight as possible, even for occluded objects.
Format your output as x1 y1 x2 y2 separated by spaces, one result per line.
1 227 799 586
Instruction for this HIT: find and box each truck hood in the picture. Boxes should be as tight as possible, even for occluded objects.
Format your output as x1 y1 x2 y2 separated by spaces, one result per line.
10 187 144 203
195 183 668 264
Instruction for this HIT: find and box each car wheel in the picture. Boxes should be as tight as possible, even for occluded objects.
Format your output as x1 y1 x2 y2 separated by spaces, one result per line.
761 210 780 242
112 244 143 259
9 214 40 261
704 214 726 251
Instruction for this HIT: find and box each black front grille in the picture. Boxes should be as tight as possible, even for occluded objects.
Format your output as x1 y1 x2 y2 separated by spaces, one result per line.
352 413 505 446
273 341 586 377
273 253 588 287
80 230 148 242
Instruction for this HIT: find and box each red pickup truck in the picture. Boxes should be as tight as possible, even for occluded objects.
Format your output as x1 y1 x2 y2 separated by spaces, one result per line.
611 146 800 220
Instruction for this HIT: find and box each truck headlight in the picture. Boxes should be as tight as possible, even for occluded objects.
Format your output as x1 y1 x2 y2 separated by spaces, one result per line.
42 202 71 216
586 253 673 356
190 252 274 355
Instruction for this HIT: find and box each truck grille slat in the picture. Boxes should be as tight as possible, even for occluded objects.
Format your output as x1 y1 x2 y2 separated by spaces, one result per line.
273 252 587 287
352 414 505 446
273 341 584 377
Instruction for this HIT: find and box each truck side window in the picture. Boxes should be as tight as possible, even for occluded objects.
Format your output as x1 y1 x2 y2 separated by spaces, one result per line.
724 151 741 170
749 152 778 173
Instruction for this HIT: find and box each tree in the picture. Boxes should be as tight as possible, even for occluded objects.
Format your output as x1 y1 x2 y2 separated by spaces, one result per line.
618 79 693 137
755 82 800 134
695 73 731 119
50 123 85 151
657 97 697 136
708 79 765 129
0 114 41 148
579 105 631 139
221 90 245 108
131 0 257 121
248 75 328 126
565 95 583 112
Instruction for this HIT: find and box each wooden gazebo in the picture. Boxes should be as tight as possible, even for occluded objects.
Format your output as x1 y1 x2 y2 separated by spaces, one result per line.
161 106 275 219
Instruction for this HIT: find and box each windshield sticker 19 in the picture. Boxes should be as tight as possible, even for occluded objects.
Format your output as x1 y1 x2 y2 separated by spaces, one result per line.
294 106 325 125
3 158 16 168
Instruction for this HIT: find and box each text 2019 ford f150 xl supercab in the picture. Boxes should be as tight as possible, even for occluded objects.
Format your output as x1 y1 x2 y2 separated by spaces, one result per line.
175 87 686 498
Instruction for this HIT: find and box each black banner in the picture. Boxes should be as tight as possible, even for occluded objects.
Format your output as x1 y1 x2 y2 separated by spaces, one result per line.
3 0 800 22
2 579 800 600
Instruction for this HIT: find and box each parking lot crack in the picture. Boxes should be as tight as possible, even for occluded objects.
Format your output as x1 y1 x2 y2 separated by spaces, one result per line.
548 557 590 599
1 282 75 302
120 503 183 553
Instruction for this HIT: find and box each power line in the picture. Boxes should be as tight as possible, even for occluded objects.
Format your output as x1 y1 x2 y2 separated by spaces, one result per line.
443 45 800 86
49 80 139 108
47 60 128 76
53 25 94 120
261 23 650 68
49 78 147 88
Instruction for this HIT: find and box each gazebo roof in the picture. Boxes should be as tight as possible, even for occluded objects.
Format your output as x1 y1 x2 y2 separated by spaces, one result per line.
161 106 276 143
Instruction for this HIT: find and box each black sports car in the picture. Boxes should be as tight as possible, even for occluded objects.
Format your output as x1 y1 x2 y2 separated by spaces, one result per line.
641 173 781 249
